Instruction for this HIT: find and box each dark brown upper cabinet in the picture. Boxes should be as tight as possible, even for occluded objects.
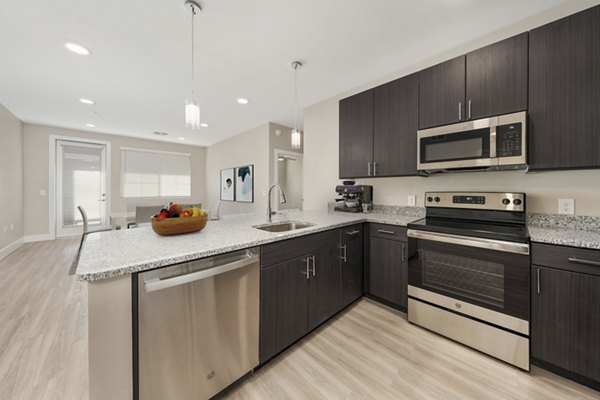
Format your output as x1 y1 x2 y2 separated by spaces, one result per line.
339 90 374 178
419 33 529 129
418 56 466 129
466 33 528 120
373 73 419 177
339 74 418 178
528 5 600 170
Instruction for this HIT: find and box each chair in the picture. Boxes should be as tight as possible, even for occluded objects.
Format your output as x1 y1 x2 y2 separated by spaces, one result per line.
69 206 111 275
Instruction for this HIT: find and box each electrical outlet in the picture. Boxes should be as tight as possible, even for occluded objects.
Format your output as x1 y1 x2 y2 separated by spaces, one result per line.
407 195 416 206
558 198 575 215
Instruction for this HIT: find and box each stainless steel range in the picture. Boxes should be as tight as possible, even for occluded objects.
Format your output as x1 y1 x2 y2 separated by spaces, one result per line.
407 192 530 370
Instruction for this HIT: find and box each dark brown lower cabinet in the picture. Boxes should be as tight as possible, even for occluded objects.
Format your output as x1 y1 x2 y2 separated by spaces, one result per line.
340 225 364 307
369 233 407 309
531 265 600 387
308 245 341 331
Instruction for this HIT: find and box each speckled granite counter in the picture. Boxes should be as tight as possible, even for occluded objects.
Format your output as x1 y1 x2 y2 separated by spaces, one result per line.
77 208 423 281
527 213 600 250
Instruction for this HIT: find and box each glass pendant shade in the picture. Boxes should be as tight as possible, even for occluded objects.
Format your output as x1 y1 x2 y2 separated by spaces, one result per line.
185 99 200 129
291 128 301 149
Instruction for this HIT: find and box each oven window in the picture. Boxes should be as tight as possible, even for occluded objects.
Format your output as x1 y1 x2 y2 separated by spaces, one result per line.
421 249 504 308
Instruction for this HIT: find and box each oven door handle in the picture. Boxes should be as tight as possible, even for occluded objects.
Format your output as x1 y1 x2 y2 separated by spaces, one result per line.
407 229 529 255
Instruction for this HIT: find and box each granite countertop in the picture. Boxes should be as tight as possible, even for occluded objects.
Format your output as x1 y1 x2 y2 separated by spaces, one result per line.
527 213 600 250
76 208 423 282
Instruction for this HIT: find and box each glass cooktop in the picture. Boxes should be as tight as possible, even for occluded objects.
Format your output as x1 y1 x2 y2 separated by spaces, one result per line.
407 217 529 244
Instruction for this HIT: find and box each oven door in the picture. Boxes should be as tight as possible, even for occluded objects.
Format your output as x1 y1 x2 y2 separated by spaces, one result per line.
407 230 530 324
417 116 498 171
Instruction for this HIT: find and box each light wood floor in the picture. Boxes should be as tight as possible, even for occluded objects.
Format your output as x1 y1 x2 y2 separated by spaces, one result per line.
1 239 599 400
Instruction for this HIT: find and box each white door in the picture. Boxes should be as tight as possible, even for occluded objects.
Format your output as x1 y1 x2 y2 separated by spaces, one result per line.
56 140 109 237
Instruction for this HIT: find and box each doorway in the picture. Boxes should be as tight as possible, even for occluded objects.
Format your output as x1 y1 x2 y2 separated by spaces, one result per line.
55 139 110 237
273 149 303 212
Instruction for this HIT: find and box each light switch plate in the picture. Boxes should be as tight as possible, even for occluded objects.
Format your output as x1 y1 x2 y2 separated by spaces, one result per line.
407 195 416 206
558 198 575 215
40 190 47 196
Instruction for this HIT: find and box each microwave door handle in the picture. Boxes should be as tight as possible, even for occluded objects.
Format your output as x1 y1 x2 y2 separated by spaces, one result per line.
490 125 497 158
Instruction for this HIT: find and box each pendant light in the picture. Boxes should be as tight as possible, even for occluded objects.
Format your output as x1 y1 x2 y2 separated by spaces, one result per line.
290 61 302 149
185 0 201 129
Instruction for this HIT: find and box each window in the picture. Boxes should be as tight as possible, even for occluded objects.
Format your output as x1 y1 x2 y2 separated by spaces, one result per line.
121 148 191 198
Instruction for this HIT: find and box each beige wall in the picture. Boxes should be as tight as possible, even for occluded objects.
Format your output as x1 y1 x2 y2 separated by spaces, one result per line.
205 123 270 217
304 0 600 217
0 104 23 249
22 124 207 237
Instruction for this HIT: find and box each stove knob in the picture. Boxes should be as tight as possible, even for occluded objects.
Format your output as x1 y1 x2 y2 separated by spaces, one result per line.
434 197 441 203
427 196 433 203
513 198 522 206
502 198 511 205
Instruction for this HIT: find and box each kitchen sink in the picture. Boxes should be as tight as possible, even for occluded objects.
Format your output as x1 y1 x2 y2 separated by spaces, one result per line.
253 220 316 233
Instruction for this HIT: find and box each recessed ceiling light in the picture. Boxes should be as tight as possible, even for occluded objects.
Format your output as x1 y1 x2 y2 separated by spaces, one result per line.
85 123 96 128
178 137 186 141
65 42 91 55
79 98 95 105
200 123 209 128
237 98 249 105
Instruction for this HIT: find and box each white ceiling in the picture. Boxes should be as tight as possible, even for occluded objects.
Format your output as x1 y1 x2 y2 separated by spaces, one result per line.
0 0 568 147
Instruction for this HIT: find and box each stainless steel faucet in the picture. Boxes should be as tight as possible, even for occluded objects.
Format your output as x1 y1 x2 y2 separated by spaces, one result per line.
267 183 287 222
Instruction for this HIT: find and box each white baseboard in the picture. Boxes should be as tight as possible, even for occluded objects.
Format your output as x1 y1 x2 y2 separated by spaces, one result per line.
0 238 24 261
24 234 54 243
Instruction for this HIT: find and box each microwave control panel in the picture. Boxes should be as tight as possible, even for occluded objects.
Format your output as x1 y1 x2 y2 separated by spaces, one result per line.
497 123 522 157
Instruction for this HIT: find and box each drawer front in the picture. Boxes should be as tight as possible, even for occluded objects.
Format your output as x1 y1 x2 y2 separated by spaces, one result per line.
532 243 600 276
341 223 363 244
370 223 407 241
261 229 339 268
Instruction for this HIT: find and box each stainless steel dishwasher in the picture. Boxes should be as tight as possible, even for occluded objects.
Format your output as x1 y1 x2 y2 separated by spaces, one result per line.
137 247 260 400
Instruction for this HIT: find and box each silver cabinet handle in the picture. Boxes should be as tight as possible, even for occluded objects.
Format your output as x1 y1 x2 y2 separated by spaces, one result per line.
302 257 311 279
144 254 258 292
341 245 347 262
347 230 360 236
536 268 540 295
367 162 372 176
568 257 600 267
458 102 462 121
377 229 396 235
468 100 472 120
373 162 377 176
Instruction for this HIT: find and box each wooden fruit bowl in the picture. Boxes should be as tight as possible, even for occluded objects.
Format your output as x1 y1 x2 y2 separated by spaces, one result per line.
151 214 208 236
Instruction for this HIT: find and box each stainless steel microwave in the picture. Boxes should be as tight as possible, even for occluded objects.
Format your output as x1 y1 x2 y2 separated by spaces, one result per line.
417 111 527 174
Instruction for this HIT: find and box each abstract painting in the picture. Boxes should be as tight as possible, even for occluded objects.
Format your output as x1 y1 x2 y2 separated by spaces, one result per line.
220 168 235 201
235 165 254 203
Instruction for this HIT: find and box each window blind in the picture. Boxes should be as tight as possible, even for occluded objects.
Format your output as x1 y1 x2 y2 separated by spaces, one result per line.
121 148 191 198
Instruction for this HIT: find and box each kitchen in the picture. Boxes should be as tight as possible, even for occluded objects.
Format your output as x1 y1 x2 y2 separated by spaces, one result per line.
1 1 600 399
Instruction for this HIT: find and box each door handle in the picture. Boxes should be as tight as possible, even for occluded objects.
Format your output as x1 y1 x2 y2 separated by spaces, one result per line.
311 255 316 276
367 162 372 176
377 229 396 235
373 162 377 176
340 245 347 262
458 102 462 121
536 268 541 295
346 230 360 236
568 257 600 267
467 100 472 120
302 257 311 279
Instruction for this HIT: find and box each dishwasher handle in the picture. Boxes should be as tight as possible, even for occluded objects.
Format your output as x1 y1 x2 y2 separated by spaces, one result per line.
144 254 259 293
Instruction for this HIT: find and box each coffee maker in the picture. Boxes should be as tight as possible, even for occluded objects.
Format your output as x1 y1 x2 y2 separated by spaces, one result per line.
334 182 373 213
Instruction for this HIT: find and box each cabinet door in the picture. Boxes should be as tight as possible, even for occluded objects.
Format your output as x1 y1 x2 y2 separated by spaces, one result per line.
531 266 600 382
529 5 600 170
466 33 528 120
369 237 406 308
259 266 278 363
308 245 341 331
340 226 364 307
419 56 466 129
373 73 419 176
275 258 309 354
339 90 374 178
